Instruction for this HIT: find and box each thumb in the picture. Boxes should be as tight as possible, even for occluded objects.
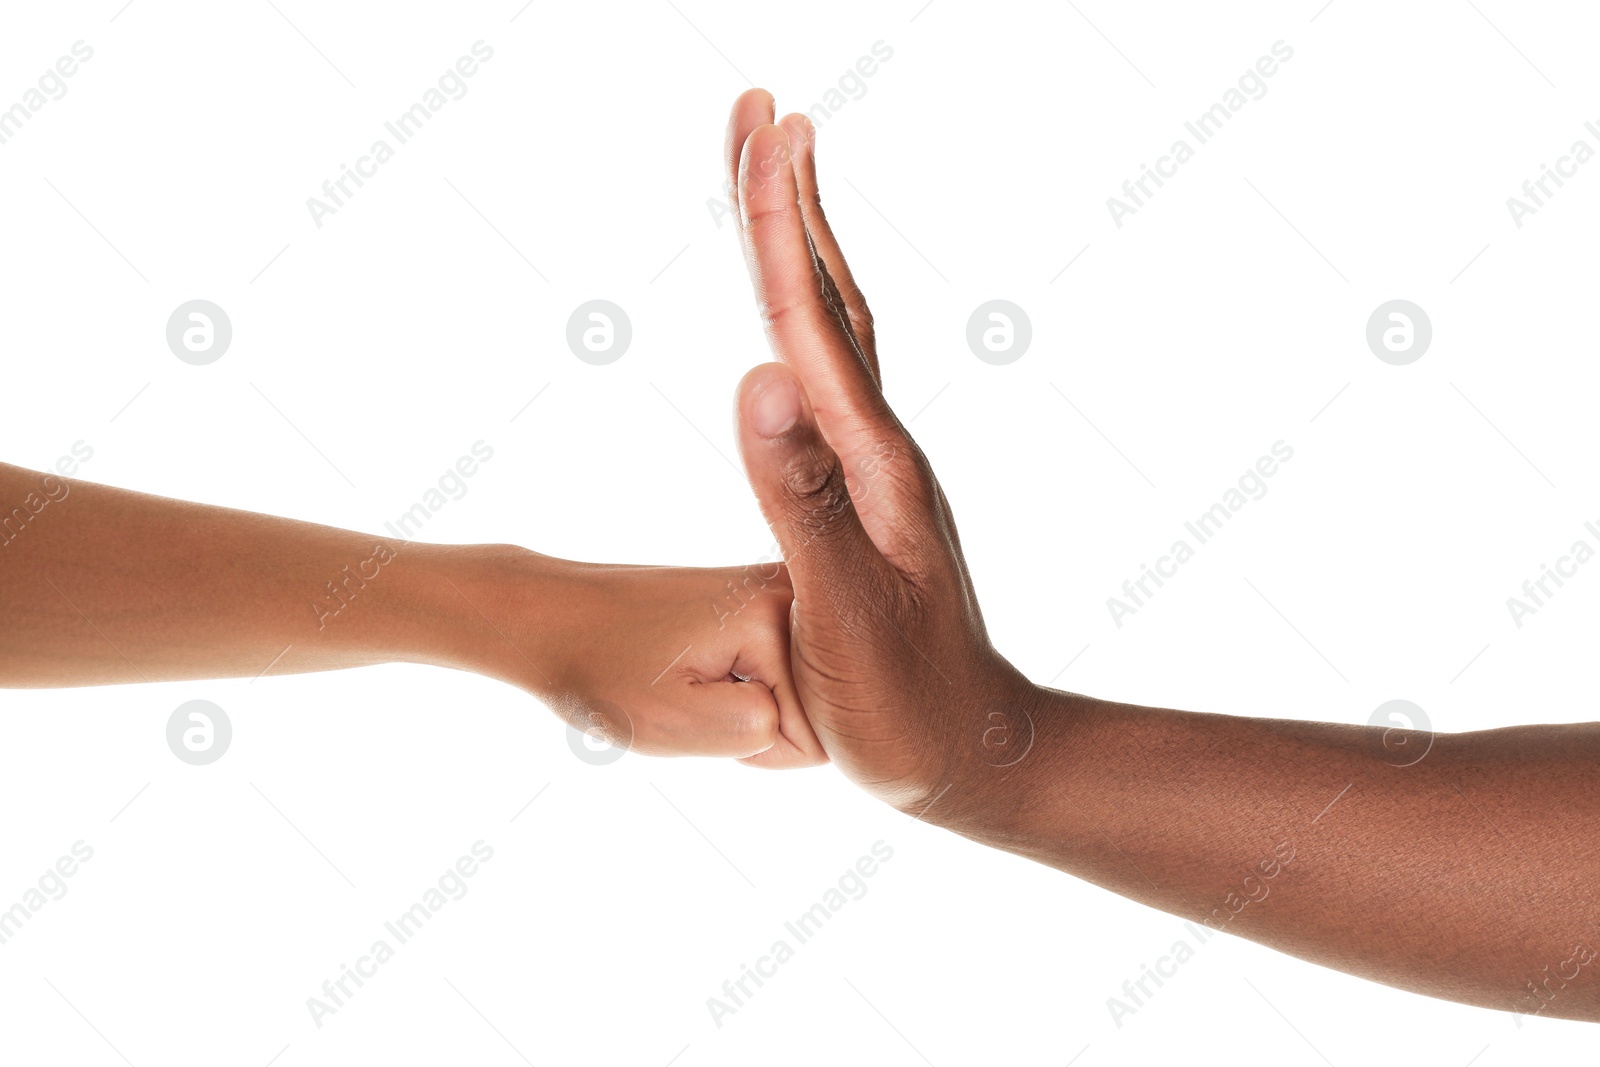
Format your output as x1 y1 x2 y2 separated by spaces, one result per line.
735 362 890 604
681 678 781 759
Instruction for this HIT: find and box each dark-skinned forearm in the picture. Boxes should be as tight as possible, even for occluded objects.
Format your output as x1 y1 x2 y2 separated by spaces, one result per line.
932 686 1600 1021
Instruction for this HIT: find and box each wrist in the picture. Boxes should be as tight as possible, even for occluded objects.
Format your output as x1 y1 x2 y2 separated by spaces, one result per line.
912 676 1080 849
394 542 565 694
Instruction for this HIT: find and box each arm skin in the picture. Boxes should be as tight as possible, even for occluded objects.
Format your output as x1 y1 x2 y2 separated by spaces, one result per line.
958 692 1600 1021
721 88 1600 1021
0 461 824 767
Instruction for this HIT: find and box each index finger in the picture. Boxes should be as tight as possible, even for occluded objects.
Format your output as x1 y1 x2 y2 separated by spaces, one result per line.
723 88 774 234
736 122 895 471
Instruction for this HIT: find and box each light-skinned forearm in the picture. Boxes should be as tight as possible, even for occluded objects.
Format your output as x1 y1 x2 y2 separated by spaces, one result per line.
0 462 530 689
934 686 1600 1021
0 462 817 763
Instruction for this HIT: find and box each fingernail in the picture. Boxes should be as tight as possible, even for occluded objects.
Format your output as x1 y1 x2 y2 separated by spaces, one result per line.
751 376 800 438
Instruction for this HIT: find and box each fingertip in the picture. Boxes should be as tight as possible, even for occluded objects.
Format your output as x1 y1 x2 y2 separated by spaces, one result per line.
725 90 777 203
777 112 816 159
735 87 775 114
727 89 775 142
738 123 797 209
750 376 801 439
741 121 788 159
736 361 794 413
737 360 790 392
737 363 815 445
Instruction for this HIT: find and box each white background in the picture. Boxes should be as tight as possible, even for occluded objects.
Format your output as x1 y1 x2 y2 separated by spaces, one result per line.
2 1 1598 1063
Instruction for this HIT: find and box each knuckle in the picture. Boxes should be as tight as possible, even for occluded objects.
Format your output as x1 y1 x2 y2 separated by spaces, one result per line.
844 434 905 503
780 449 854 535
850 300 875 335
760 298 809 333
741 197 798 236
